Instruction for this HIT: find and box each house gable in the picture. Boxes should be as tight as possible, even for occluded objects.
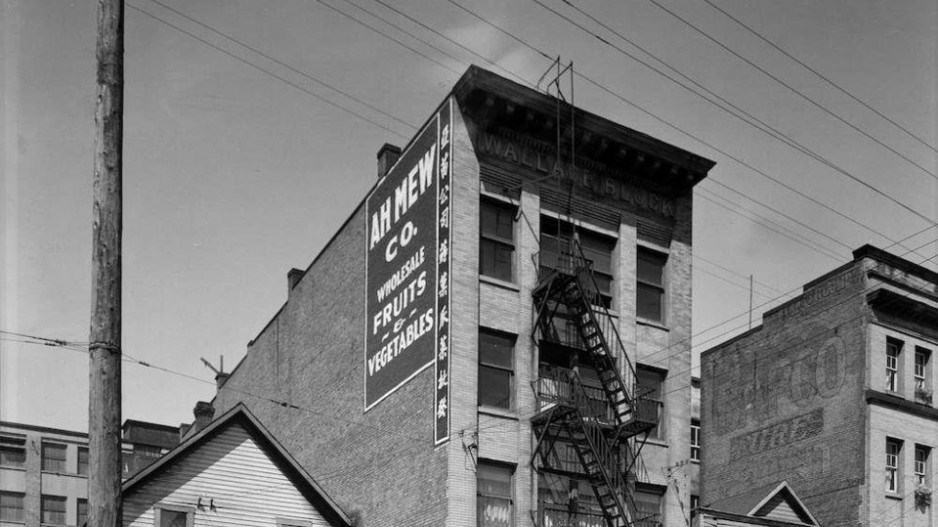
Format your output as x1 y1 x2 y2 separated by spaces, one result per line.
122 406 350 527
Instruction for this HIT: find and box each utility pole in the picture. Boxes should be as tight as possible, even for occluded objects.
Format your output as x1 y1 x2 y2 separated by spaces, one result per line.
89 1 124 527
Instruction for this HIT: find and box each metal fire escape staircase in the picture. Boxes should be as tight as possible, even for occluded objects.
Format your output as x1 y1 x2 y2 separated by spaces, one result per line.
530 237 659 527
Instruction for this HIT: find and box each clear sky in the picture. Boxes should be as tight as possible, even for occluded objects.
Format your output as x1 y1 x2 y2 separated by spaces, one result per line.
1 0 935 432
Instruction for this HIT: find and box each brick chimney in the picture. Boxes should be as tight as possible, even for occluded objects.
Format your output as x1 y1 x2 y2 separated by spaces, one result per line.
192 401 215 434
287 268 305 293
215 372 230 390
377 143 402 179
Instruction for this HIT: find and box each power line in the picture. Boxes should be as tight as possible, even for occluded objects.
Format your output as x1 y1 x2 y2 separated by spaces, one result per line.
530 0 938 232
126 3 411 139
446 0 935 260
363 0 538 88
701 0 937 154
694 254 782 295
702 179 855 254
309 0 462 76
643 0 937 180
143 0 417 131
330 0 470 78
697 189 844 262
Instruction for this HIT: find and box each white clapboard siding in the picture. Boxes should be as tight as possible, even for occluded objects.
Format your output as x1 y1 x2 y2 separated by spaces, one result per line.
123 424 330 527
755 493 803 523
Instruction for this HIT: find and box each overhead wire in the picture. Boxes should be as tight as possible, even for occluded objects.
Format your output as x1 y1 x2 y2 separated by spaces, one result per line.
530 0 938 233
701 0 937 154
696 186 853 260
697 191 843 263
126 3 411 139
445 0 936 262
309 0 462 76
365 0 537 88
142 0 417 131
642 0 938 180
119 0 812 398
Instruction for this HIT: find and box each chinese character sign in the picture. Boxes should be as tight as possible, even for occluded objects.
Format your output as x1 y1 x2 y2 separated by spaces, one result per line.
434 100 453 445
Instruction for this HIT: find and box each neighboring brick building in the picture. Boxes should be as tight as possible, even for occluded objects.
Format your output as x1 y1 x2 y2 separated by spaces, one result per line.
213 65 715 527
0 419 179 527
700 245 938 527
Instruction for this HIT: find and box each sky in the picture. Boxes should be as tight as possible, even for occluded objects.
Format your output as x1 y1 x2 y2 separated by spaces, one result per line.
1 0 935 432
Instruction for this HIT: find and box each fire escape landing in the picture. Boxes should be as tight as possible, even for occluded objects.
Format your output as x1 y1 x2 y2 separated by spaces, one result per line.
530 237 660 527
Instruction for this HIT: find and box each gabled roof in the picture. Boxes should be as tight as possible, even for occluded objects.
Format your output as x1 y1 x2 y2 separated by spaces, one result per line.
122 403 352 527
703 481 819 526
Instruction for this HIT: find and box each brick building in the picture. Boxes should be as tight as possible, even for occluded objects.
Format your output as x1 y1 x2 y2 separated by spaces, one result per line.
700 245 938 527
0 419 179 527
213 65 715 527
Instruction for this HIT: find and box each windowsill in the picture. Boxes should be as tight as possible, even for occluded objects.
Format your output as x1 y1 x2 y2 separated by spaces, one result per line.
885 492 903 501
642 437 669 448
691 459 700 464
0 465 26 471
637 318 670 331
479 275 520 292
40 470 86 478
478 406 519 420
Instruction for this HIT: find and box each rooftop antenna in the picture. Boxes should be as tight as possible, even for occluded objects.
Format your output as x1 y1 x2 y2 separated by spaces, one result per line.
537 58 577 248
200 355 225 375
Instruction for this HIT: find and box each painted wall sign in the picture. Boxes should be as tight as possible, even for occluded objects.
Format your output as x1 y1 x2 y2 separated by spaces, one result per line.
434 100 453 445
364 98 455 444
475 132 676 217
364 111 440 411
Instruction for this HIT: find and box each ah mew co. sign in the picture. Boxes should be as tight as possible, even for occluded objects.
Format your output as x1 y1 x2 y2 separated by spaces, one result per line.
364 98 453 445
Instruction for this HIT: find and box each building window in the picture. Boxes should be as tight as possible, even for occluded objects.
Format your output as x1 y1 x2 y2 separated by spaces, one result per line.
886 338 902 392
690 419 701 461
0 436 26 469
690 495 700 518
480 199 516 282
77 499 88 527
0 492 25 522
477 462 513 527
479 330 515 410
637 366 666 440
540 217 615 307
915 347 931 402
41 442 67 473
637 248 667 323
886 438 902 493
41 495 67 525
156 507 193 527
634 485 664 524
915 445 930 486
77 447 89 476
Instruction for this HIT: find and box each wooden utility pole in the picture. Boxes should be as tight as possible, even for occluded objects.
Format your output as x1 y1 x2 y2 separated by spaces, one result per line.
89 1 124 527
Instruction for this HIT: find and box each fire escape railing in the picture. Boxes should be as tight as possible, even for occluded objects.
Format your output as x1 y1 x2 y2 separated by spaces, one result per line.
530 236 661 527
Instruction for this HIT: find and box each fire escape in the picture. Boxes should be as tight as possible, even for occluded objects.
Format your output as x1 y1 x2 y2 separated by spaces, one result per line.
530 236 660 527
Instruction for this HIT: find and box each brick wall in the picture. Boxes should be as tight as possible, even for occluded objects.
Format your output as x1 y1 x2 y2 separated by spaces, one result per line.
214 120 452 526
701 263 869 527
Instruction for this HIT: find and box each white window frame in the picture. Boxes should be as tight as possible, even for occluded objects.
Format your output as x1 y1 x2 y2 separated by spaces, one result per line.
886 339 901 393
477 462 514 527
886 438 902 494
40 494 67 526
478 329 516 411
690 419 701 462
0 491 26 523
154 504 195 527
41 441 68 473
0 435 26 469
480 198 517 284
637 246 668 325
915 445 929 486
